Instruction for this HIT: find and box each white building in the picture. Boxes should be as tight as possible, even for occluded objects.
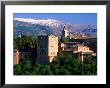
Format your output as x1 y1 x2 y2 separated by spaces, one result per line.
61 26 69 39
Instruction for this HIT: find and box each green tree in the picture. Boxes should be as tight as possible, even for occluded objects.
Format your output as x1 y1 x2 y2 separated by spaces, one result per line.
22 59 32 75
14 64 22 75
14 35 37 50
31 66 39 75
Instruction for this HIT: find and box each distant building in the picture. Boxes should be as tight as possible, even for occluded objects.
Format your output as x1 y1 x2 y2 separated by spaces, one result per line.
60 42 80 50
73 44 96 61
61 26 86 40
37 35 58 64
69 32 87 39
73 44 94 54
13 49 20 65
60 42 96 61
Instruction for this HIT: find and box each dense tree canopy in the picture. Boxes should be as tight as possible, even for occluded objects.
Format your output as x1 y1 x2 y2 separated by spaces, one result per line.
14 54 97 75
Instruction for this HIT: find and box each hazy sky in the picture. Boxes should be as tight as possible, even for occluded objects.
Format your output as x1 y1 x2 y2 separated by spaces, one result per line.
14 13 97 25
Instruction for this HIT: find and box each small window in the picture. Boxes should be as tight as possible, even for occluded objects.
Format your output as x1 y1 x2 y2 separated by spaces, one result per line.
44 51 46 55
40 51 42 55
53 52 55 55
25 54 27 58
51 46 53 47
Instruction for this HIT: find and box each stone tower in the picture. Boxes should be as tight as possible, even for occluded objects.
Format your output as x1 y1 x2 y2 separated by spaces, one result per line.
37 35 58 64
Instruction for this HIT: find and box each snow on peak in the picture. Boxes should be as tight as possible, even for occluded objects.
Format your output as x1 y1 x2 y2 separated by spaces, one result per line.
14 18 63 27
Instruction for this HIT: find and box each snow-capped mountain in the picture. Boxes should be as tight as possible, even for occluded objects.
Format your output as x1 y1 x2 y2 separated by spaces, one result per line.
82 27 97 37
14 18 64 27
14 18 97 37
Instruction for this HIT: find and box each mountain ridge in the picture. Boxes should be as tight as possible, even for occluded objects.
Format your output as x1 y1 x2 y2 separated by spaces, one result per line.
14 18 97 38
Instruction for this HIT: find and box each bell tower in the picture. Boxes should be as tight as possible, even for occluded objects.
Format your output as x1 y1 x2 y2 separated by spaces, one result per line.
61 26 69 39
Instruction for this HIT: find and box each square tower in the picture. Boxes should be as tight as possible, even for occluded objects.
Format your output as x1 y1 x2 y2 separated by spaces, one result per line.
37 35 58 64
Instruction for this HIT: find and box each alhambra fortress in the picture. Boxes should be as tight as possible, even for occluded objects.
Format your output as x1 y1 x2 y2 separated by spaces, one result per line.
13 26 97 65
